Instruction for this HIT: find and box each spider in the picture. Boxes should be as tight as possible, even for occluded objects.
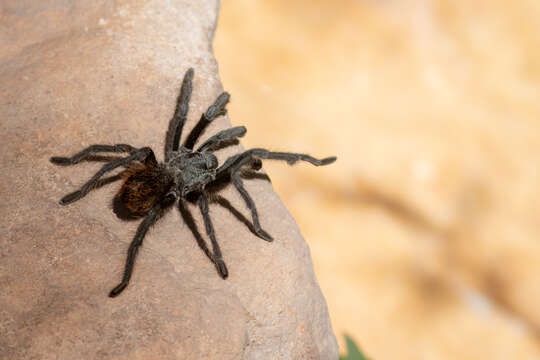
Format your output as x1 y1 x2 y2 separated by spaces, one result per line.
50 68 337 297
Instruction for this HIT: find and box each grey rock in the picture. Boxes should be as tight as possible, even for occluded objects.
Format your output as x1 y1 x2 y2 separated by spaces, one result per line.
0 0 339 359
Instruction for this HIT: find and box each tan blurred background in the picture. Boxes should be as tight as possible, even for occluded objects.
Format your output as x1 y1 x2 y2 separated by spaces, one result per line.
214 1 540 359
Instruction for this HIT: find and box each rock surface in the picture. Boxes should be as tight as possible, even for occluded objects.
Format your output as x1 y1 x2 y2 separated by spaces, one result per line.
0 1 339 359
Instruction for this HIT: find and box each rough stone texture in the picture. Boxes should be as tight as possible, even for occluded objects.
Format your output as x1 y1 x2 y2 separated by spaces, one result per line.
215 1 540 359
0 1 339 359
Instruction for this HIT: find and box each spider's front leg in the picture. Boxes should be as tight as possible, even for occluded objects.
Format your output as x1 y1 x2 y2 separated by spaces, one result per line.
196 126 247 153
183 92 230 150
165 67 194 161
56 147 156 205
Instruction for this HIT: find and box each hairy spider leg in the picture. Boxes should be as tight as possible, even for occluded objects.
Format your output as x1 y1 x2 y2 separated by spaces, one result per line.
50 144 138 166
75 155 126 163
198 193 228 278
231 175 273 241
93 172 126 189
203 149 335 241
217 151 273 241
196 126 247 153
178 200 213 261
212 195 269 238
183 92 230 150
215 149 336 180
58 147 156 205
109 193 176 297
165 68 194 160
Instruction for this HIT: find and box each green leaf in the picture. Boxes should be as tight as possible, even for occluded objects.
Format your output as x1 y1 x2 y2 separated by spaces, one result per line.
340 334 369 360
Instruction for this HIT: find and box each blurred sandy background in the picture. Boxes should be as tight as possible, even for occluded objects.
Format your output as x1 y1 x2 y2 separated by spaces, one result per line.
214 1 540 359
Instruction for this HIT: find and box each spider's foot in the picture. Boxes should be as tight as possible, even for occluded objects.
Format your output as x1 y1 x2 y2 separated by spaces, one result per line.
215 259 229 279
320 156 337 166
50 156 72 165
109 282 128 298
255 229 273 242
59 190 82 205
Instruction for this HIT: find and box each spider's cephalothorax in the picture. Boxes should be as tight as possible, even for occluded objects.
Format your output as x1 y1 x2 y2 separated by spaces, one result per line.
50 68 336 297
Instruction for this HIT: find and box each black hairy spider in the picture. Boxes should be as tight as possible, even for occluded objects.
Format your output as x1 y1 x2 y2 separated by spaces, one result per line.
50 68 336 297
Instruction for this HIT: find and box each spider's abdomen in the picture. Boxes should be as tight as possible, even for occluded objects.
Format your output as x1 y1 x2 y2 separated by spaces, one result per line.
113 163 173 220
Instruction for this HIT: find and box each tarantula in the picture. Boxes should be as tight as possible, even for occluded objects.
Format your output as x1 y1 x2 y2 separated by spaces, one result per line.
50 68 336 297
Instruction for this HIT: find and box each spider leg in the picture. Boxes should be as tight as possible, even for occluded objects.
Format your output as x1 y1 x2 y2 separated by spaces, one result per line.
77 155 125 163
231 174 273 241
183 92 230 150
211 195 268 237
109 193 176 297
177 200 213 261
59 147 155 205
165 68 194 160
198 149 334 237
196 126 246 153
92 171 125 189
217 148 336 179
198 193 228 278
50 144 137 166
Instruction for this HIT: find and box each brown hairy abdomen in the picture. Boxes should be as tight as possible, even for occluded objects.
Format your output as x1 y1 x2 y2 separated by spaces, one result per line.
113 163 172 220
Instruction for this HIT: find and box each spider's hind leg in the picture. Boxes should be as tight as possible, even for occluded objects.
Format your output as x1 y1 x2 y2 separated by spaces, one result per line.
58 147 156 205
109 193 176 297
50 144 137 166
